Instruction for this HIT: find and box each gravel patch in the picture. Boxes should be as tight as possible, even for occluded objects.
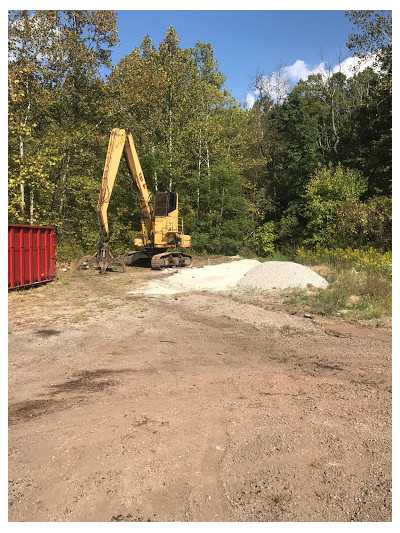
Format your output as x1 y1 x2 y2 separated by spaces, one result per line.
128 259 328 295
238 261 329 290
129 259 259 295
191 296 320 333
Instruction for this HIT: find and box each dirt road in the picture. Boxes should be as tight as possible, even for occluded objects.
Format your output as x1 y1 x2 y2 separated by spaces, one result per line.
8 260 392 522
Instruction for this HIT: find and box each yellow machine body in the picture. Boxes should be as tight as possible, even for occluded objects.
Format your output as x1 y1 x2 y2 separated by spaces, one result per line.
80 128 192 271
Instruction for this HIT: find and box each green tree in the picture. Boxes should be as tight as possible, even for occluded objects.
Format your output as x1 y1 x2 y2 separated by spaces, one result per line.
189 162 252 255
303 164 367 246
335 196 391 250
8 10 118 251
253 221 276 256
346 10 392 72
109 27 250 254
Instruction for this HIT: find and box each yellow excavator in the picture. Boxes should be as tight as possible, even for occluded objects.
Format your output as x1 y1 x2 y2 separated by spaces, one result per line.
78 128 192 273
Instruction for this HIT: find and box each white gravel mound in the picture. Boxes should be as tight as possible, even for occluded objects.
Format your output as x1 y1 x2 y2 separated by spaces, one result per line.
128 259 328 295
129 259 259 295
238 261 329 290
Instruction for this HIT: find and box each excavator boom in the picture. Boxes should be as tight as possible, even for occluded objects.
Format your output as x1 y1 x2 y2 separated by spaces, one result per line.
97 128 153 243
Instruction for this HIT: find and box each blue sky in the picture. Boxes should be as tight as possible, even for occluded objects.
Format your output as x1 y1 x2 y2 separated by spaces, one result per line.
111 10 356 104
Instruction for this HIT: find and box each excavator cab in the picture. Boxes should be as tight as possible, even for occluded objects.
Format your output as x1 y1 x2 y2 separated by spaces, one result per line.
154 191 177 217
151 191 190 251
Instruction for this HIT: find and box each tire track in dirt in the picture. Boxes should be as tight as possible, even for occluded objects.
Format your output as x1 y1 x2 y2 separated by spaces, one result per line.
8 269 391 522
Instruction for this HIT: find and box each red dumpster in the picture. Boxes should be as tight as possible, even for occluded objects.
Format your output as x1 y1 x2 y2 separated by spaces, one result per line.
8 224 56 289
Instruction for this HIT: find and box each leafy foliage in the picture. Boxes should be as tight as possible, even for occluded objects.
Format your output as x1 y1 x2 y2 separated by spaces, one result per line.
252 222 277 256
302 164 367 246
296 245 391 277
8 11 391 260
345 10 392 72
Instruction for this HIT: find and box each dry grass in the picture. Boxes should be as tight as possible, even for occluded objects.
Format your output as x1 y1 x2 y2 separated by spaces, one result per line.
285 269 391 319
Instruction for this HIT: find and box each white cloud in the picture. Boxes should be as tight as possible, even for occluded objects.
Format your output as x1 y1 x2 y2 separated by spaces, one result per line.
245 55 378 108
244 93 255 109
283 55 377 82
282 59 316 81
332 55 377 77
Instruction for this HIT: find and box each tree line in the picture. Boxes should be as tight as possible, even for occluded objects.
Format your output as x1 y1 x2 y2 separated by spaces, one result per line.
8 10 392 258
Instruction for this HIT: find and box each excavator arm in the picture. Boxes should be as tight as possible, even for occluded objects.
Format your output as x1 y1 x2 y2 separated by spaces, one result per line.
97 128 153 244
78 128 153 273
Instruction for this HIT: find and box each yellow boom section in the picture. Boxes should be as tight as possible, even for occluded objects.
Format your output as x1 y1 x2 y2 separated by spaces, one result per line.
123 131 153 243
97 128 153 241
97 128 126 236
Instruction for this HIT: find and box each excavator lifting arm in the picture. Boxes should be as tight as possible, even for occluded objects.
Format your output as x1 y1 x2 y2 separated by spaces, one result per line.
97 128 153 246
78 128 153 273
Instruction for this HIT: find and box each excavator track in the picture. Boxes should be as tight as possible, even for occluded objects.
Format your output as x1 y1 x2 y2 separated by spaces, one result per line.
151 252 192 270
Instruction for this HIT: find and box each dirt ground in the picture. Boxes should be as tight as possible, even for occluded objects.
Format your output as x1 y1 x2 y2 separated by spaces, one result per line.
8 257 392 522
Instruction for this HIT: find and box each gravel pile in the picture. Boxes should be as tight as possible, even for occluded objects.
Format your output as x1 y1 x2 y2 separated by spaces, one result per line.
238 261 329 290
129 259 328 295
130 259 259 295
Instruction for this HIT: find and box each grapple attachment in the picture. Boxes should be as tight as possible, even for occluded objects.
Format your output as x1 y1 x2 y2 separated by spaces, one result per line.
77 237 126 274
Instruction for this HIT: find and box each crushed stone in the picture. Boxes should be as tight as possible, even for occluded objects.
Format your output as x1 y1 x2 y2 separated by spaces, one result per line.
238 261 329 290
128 259 328 295
128 259 259 295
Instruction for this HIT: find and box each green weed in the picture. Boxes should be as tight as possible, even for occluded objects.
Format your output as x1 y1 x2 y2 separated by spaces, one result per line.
295 246 391 278
261 325 277 335
287 269 391 319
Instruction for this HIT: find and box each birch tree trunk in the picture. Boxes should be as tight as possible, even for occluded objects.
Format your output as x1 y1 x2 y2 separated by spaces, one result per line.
19 135 25 216
197 127 202 208
203 100 211 190
206 144 211 189
58 153 70 236
331 91 340 156
18 94 31 218
168 87 173 191
152 145 158 191
29 189 34 225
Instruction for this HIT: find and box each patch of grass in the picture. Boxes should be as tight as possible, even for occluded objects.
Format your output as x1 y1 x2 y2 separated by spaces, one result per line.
295 246 391 278
94 300 114 310
56 278 70 285
260 325 277 335
170 292 187 299
237 287 257 296
279 325 315 337
286 269 391 319
69 310 92 323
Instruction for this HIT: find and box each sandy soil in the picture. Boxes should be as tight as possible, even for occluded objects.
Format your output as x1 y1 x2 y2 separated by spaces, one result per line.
8 258 392 522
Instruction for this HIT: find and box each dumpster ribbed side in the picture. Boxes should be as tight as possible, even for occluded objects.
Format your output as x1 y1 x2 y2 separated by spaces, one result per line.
8 225 56 289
